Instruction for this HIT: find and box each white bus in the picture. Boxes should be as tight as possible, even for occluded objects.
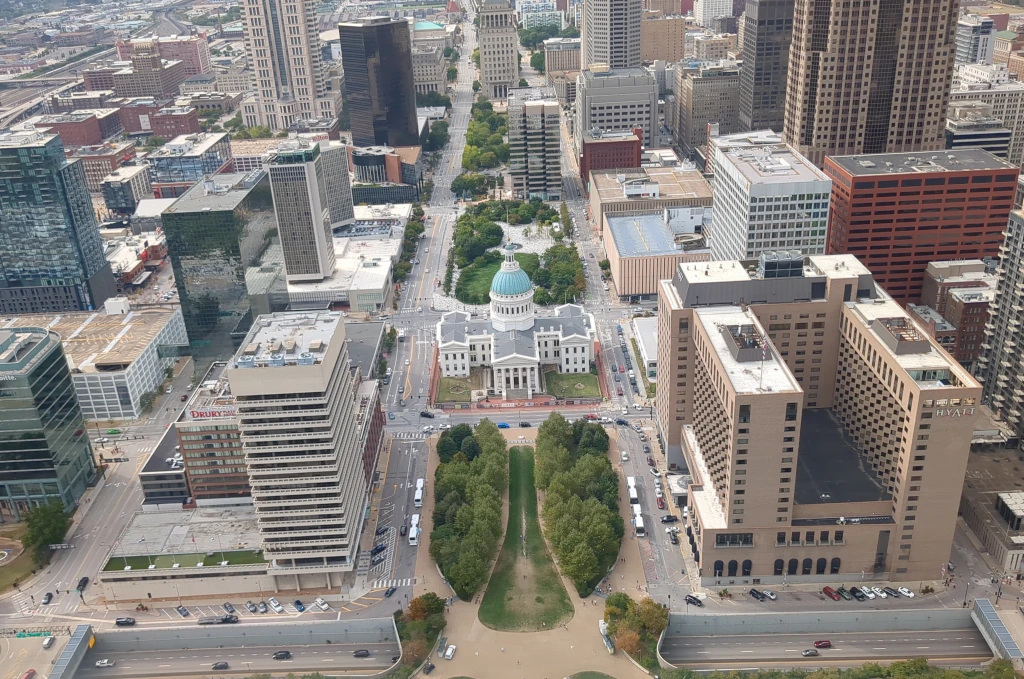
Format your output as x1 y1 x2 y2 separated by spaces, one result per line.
398 329 406 342
409 514 421 546
632 504 645 537
416 478 425 491
628 486 639 504
626 476 637 491
414 489 423 508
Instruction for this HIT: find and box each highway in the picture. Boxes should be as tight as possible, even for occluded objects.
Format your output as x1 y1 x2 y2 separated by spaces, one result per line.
660 629 992 667
76 642 399 678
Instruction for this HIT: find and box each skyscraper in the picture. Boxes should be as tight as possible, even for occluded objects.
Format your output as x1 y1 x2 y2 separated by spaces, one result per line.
338 17 419 147
956 14 996 66
784 0 958 166
0 129 115 314
239 0 341 131
0 326 95 521
582 0 641 70
693 0 733 27
737 0 793 132
267 139 353 282
507 87 562 200
478 0 520 100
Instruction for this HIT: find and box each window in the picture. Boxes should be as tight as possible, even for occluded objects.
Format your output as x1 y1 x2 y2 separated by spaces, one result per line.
742 559 752 576
739 404 750 423
802 558 812 575
714 560 724 576
830 557 841 574
776 532 786 545
816 557 827 574
774 559 784 575
787 558 798 575
728 560 738 576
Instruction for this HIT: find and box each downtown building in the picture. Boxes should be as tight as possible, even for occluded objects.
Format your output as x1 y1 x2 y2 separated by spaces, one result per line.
950 63 1024 166
784 0 958 166
240 0 341 130
574 67 658 153
824 150 1017 305
581 0 641 69
956 14 996 66
0 129 115 314
478 0 520 100
338 17 420 147
228 311 374 588
507 87 562 200
737 0 793 133
0 327 95 522
693 0 732 28
674 59 741 155
656 252 981 585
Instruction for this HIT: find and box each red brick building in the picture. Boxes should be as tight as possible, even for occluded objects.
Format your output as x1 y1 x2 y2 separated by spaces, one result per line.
580 128 642 195
824 150 1018 304
115 98 167 135
151 106 201 137
22 112 102 146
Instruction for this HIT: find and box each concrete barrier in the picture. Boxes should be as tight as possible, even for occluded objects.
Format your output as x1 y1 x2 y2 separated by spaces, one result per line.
665 608 974 638
93 618 397 654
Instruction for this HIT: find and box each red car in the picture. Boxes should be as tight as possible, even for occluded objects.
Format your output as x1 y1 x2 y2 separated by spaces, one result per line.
813 640 832 649
647 456 655 466
822 587 840 601
617 386 624 395
619 365 625 373
585 413 599 420
657 496 665 510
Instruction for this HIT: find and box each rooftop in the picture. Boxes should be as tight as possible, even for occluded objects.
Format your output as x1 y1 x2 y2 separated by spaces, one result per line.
162 170 265 214
0 328 57 374
682 425 726 529
962 449 1024 550
543 37 581 50
229 138 281 157
581 66 652 81
132 197 178 218
951 287 996 304
715 139 829 186
606 213 707 257
907 304 955 332
102 164 149 182
342 321 384 378
1 307 180 372
106 507 263 564
582 128 640 144
694 306 802 395
414 20 445 30
180 361 236 423
67 140 136 158
795 409 891 505
828 149 1019 176
141 427 181 476
590 166 712 204
148 132 228 160
233 311 344 369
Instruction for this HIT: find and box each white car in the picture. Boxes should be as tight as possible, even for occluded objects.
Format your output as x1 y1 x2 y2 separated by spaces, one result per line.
762 590 777 601
633 403 643 410
268 597 284 613
650 469 661 478
423 425 434 432
95 660 116 668
444 644 457 660
861 588 876 600
654 485 663 499
405 359 410 365
897 587 915 598
871 586 887 599
621 407 628 415
439 423 451 430
313 597 330 611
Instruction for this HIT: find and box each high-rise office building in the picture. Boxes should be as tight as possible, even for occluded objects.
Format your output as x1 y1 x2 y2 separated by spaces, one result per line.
0 129 115 314
507 87 562 200
582 0 641 70
239 0 341 131
575 67 659 154
824 150 1017 305
228 311 372 588
956 14 996 66
945 102 1012 159
693 0 732 27
950 63 1024 166
978 210 1024 440
337 17 419 147
784 0 958 166
737 0 793 133
708 129 830 261
656 252 981 584
674 60 741 154
161 171 276 354
478 0 520 100
0 327 95 521
267 139 354 282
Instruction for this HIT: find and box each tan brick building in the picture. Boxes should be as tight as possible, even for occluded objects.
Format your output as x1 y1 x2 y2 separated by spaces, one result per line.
656 253 981 585
588 165 712 228
640 15 692 62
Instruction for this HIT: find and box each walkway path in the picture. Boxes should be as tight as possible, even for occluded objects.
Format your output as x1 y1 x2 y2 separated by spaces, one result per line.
412 430 652 679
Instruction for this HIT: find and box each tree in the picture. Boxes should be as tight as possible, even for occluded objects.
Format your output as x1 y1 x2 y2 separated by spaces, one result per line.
561 541 600 592
615 627 642 656
377 357 388 378
636 597 669 636
385 326 398 350
472 80 481 92
519 78 529 87
472 48 480 66
402 638 429 665
447 66 458 81
530 51 545 73
437 435 459 463
459 435 481 460
24 501 70 565
413 591 446 616
560 201 570 233
985 660 1019 679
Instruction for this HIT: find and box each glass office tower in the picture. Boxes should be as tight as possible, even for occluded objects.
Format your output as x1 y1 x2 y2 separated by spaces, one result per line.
0 327 95 522
0 129 115 314
161 170 276 357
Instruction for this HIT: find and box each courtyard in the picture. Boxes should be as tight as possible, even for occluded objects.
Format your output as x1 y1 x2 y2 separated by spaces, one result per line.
544 369 601 399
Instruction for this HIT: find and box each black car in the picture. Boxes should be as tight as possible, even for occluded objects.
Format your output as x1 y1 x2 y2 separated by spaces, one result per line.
660 515 679 524
392 655 400 663
419 410 435 419
245 600 257 613
41 592 52 605
669 532 679 545
519 422 531 427
883 586 901 598
849 587 867 602
684 594 704 607
176 605 190 617
400 525 408 536
273 651 291 660
212 662 230 670
77 576 89 591
615 418 628 425
424 662 436 675
375 526 388 536
115 617 136 626
749 588 767 602
353 650 370 658
223 603 235 614
371 543 387 556
385 586 397 598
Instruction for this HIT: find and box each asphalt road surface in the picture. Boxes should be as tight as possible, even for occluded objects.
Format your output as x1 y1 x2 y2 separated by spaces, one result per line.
76 642 399 677
660 628 992 665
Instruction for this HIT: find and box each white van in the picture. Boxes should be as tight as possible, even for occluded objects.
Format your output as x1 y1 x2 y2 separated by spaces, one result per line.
268 597 284 613
445 644 457 660
42 637 55 650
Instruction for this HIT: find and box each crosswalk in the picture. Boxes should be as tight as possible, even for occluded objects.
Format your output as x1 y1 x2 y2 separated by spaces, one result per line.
11 592 35 616
372 577 416 589
391 431 427 441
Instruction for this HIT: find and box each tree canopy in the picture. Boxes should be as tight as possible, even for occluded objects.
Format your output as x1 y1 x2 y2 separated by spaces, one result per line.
24 501 70 565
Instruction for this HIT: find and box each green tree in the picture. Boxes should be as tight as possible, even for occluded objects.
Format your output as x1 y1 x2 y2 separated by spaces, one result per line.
636 596 669 636
561 541 600 592
437 435 459 463
385 326 398 350
447 66 458 81
460 435 481 461
472 48 480 66
519 78 529 87
472 80 481 92
560 201 571 233
448 423 474 448
23 501 70 565
530 51 545 73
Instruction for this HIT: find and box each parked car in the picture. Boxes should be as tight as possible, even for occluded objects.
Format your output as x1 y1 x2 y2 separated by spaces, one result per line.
656 496 665 510
647 456 655 466
42 637 55 650
802 649 819 657
897 587 915 598
836 587 853 601
77 576 89 591
749 588 766 602
849 587 867 602
445 645 457 660
293 600 305 612
371 543 387 556
257 601 268 614
684 594 703 607
883 586 901 598
650 468 661 478
400 525 408 536
762 590 777 601
419 410 435 418
660 515 678 523
245 601 257 613
519 422 531 427
822 587 840 601
813 640 832 649
376 526 388 536
870 586 887 599
497 422 510 428
616 418 628 425
268 597 284 613
223 603 236 614
176 606 190 617
313 597 330 611
424 662 436 674
669 532 679 545
115 617 136 626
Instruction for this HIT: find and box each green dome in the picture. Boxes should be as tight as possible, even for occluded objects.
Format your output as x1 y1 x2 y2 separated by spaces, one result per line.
491 267 533 296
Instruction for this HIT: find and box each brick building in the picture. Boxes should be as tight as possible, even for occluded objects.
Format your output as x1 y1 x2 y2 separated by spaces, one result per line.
116 35 212 78
21 112 103 147
824 150 1017 304
66 140 138 192
111 48 187 99
151 106 201 137
116 98 166 135
579 128 642 194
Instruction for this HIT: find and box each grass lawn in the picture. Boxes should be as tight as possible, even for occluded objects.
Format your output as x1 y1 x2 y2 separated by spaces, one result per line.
479 446 573 631
103 550 265 571
0 523 34 595
455 252 540 305
544 369 601 399
437 369 483 403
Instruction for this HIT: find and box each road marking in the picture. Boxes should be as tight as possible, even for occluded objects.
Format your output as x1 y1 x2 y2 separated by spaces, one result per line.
916 646 930 649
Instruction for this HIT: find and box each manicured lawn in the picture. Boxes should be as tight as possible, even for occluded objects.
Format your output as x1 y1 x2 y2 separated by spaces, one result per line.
544 369 601 399
455 252 540 305
479 446 573 631
437 369 483 403
0 524 33 595
103 550 265 571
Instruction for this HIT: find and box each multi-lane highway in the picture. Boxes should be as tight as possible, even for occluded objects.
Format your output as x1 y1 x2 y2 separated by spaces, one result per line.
660 629 992 667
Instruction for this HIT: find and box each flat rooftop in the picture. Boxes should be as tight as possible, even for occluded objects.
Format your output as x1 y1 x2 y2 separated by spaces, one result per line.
795 409 891 506
234 311 344 368
108 506 262 562
149 132 228 160
907 304 955 331
676 253 873 286
962 449 1024 550
103 164 149 182
693 306 801 395
951 287 996 304
0 328 55 374
229 138 280 157
590 166 713 204
343 321 384 378
180 361 236 423
717 144 829 186
162 171 264 213
606 213 707 257
1 308 180 372
829 149 1018 176
141 428 180 475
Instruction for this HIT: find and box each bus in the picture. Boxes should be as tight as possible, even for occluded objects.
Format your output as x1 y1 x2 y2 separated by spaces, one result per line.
398 329 406 342
632 504 645 537
414 489 423 508
628 486 639 504
626 476 636 491
409 513 421 546
416 478 425 491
